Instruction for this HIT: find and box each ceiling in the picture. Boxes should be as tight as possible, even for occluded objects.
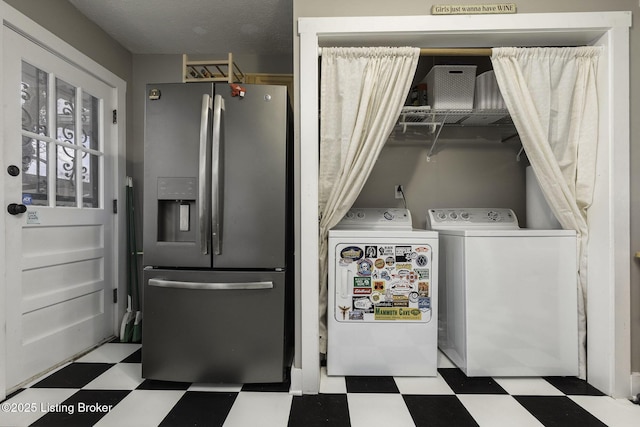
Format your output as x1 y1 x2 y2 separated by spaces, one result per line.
66 1 605 59
67 0 293 56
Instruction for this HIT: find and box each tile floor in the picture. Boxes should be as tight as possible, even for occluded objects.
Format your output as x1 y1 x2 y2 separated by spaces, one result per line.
1 342 639 426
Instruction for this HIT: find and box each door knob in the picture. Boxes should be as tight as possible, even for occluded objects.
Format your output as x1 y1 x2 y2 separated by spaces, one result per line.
7 203 27 215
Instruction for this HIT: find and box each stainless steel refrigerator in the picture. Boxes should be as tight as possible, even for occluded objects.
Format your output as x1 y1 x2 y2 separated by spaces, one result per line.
142 82 293 384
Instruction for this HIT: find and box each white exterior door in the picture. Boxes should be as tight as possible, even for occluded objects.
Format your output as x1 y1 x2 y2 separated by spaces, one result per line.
3 26 117 389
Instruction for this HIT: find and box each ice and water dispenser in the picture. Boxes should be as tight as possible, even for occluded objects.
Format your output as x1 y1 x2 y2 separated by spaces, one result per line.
156 177 198 242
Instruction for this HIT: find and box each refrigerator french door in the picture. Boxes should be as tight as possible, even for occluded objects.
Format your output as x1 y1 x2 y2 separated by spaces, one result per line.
142 82 292 383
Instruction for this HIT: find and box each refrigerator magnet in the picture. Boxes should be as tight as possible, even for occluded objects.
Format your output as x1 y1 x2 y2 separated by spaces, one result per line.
357 259 373 276
341 246 363 261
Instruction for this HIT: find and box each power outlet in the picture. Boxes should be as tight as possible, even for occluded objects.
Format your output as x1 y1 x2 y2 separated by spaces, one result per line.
395 185 404 199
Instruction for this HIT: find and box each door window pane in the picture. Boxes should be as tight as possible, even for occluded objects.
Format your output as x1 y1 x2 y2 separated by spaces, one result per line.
82 155 99 208
56 78 76 145
55 79 77 207
21 137 49 206
56 145 77 207
82 92 100 151
81 93 100 207
20 63 103 209
21 62 48 135
21 62 49 206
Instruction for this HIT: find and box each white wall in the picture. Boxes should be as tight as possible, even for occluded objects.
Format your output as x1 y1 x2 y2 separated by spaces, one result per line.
356 136 526 228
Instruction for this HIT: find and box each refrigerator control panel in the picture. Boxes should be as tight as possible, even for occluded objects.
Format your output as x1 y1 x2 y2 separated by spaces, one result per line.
157 177 197 200
334 243 433 323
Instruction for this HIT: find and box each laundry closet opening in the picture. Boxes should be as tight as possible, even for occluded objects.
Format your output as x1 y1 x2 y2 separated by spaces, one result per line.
353 54 528 228
299 13 631 396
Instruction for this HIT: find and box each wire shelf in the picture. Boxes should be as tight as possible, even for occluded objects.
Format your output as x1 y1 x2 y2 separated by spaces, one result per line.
396 106 515 161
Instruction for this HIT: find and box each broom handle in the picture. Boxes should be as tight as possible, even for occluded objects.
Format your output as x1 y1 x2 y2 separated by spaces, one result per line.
129 178 141 312
125 178 133 310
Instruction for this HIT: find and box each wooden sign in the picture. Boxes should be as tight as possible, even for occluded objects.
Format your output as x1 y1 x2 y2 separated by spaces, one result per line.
432 4 517 15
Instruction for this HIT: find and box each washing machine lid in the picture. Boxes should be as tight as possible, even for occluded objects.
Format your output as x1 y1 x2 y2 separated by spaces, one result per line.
331 208 413 230
435 229 577 237
426 208 520 230
328 228 438 239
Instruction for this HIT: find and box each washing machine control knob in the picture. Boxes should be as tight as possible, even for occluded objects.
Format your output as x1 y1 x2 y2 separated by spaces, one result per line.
383 211 394 220
460 211 470 220
449 212 458 220
437 211 447 220
356 211 365 219
345 211 355 219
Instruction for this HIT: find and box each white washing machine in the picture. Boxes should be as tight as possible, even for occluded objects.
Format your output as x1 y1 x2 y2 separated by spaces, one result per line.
327 208 439 376
426 208 578 377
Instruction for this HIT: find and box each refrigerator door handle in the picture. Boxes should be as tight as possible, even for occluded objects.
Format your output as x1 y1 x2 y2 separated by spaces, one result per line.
149 278 273 290
198 94 212 255
211 94 225 255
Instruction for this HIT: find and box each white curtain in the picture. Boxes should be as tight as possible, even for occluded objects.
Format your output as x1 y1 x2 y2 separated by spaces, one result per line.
318 47 420 353
491 47 601 379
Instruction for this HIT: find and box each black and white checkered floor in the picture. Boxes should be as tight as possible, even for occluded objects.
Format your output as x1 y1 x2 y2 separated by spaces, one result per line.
1 342 639 426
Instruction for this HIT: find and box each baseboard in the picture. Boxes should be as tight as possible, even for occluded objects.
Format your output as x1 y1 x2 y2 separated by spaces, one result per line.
631 372 640 400
289 366 303 396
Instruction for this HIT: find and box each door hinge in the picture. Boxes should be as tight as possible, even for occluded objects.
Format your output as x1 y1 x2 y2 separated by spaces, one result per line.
113 199 118 213
113 289 118 304
112 109 117 124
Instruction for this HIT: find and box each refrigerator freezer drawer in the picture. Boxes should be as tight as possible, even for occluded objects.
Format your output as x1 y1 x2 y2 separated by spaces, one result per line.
142 269 288 384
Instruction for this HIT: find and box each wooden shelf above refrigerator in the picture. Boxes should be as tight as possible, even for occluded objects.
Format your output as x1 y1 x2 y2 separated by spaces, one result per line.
182 53 245 83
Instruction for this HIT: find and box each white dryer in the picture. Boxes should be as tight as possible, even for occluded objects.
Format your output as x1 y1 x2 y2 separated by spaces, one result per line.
327 208 439 376
426 208 578 377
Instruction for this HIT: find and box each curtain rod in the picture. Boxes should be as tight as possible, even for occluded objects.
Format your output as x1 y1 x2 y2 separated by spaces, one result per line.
317 47 492 56
420 48 492 56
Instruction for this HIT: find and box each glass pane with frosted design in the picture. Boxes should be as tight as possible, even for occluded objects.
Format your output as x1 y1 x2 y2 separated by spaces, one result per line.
82 154 100 208
56 145 77 207
82 92 100 151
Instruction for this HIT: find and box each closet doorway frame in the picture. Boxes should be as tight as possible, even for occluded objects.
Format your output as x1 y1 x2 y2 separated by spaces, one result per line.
296 11 632 397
